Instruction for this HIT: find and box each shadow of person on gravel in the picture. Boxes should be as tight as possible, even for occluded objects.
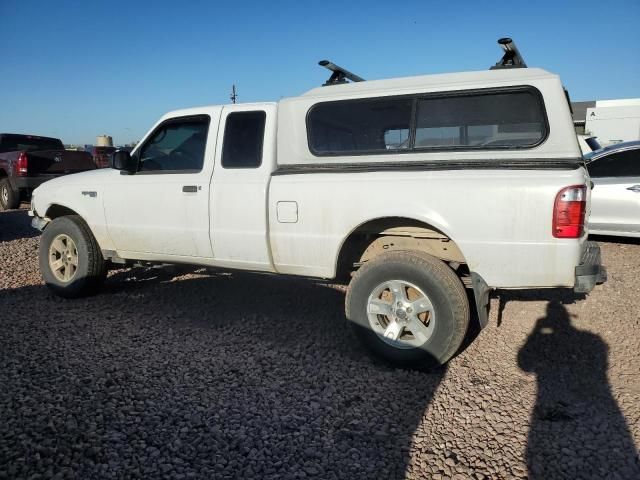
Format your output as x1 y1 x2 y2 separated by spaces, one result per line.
495 288 585 327
518 300 640 479
0 270 447 479
0 209 39 243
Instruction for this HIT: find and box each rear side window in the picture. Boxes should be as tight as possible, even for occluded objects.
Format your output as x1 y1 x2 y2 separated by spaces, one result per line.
415 91 546 148
306 87 547 156
308 98 413 154
587 150 640 177
222 111 266 168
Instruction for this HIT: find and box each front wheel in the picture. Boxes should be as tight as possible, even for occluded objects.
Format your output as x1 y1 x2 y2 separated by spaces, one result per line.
39 215 107 298
346 250 469 369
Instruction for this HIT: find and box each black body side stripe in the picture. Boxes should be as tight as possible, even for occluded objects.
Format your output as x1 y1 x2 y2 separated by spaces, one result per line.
272 158 584 175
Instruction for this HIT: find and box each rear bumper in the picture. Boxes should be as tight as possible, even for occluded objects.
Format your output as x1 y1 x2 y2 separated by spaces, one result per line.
574 241 607 293
12 177 51 191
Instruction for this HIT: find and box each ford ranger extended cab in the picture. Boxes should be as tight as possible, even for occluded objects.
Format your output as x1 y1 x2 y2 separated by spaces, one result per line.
29 40 605 368
0 134 95 210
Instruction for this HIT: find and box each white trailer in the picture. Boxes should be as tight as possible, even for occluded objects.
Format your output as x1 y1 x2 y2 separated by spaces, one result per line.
585 98 640 146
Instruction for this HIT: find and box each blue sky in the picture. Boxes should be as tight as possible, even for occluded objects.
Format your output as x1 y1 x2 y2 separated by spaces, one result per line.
1 0 638 145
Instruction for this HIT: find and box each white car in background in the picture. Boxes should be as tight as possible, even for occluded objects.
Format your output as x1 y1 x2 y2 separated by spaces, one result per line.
586 141 640 237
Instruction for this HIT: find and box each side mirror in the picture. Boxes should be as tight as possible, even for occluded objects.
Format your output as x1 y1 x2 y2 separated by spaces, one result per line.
111 150 138 174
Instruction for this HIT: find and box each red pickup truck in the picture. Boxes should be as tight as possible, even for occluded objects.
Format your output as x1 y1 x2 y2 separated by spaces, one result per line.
0 134 96 210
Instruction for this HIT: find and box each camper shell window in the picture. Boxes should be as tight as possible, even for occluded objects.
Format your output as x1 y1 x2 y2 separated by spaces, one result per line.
306 87 548 156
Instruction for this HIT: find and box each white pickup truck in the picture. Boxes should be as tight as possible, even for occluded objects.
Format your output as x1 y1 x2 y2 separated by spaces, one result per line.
30 40 605 368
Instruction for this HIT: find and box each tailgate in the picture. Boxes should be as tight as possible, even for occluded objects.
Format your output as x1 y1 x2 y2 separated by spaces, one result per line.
27 150 96 175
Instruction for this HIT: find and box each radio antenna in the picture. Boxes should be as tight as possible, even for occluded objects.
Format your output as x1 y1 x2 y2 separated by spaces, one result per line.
230 84 238 104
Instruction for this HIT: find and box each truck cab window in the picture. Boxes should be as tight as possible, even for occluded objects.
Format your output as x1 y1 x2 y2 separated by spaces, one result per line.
139 117 209 173
222 111 266 168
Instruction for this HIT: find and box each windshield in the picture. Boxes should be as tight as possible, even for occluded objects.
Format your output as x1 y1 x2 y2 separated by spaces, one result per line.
0 134 64 153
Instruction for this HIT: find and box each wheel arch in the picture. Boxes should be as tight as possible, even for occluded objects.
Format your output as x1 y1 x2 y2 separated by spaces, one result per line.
39 201 114 252
45 203 82 221
334 216 468 282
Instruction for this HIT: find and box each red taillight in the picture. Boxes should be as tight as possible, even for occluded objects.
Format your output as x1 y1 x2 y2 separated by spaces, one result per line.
16 152 28 176
553 185 587 238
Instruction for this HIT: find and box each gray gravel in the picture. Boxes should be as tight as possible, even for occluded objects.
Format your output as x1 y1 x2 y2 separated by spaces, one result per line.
1 208 639 479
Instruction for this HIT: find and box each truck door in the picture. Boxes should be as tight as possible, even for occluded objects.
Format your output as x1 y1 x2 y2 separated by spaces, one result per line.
104 111 220 258
210 104 276 271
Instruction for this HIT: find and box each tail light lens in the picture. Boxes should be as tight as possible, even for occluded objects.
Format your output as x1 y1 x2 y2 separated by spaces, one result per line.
16 152 28 176
553 185 587 238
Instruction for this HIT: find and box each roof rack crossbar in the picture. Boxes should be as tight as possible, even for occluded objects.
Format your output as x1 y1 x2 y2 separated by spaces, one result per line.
318 60 365 86
490 37 527 69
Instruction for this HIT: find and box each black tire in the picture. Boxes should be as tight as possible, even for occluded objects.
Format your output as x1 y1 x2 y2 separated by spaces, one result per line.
0 178 20 211
346 250 469 369
39 215 107 298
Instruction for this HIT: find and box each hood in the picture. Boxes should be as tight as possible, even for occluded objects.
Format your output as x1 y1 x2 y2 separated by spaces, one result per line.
34 168 120 190
32 168 121 218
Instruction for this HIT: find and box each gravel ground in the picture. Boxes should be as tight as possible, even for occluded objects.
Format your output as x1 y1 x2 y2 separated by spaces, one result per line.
1 208 638 479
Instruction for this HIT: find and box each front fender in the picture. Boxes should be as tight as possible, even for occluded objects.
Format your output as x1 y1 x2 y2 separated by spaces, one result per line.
32 196 114 251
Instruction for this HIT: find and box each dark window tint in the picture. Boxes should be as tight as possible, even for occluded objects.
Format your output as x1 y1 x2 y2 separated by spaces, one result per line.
308 98 413 154
306 89 547 156
0 134 63 152
415 91 545 148
587 150 640 177
222 111 266 168
139 117 209 172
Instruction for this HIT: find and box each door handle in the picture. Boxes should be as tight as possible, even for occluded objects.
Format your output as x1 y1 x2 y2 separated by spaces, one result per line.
626 185 640 193
182 185 198 193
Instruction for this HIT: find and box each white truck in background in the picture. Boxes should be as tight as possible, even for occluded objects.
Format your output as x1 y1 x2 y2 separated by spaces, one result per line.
29 39 605 368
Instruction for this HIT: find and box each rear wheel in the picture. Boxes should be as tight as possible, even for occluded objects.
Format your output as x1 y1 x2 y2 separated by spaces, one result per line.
346 250 469 369
39 215 107 298
0 179 20 210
